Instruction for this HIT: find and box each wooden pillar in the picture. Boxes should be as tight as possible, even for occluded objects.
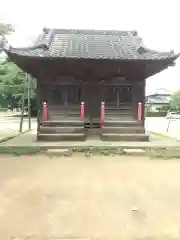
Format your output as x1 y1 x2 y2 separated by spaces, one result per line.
132 84 137 119
27 75 32 130
37 81 41 135
132 80 145 125
141 80 145 126
64 88 68 109
132 79 145 125
40 83 49 120
116 88 120 109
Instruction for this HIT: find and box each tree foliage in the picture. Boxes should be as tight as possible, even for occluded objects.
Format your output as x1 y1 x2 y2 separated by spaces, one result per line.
0 23 14 35
0 23 37 112
170 90 180 111
0 23 14 52
0 59 36 109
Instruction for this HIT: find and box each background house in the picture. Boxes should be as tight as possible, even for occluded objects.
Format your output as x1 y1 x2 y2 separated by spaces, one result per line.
146 88 171 112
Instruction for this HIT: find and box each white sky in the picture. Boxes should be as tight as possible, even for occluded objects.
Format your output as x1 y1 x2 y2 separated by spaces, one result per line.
0 0 180 93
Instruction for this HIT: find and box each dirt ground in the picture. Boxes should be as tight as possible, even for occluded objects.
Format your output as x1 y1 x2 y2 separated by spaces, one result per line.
1 155 180 240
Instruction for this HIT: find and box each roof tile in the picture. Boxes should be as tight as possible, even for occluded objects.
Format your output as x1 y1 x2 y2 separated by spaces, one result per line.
5 28 179 61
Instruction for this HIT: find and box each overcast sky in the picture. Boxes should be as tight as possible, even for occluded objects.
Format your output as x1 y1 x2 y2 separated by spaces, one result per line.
0 0 180 93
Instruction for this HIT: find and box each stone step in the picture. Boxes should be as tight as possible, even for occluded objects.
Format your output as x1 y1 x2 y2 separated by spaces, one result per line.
50 111 133 116
49 117 82 121
101 133 149 142
37 133 85 141
40 126 84 134
49 110 80 113
48 106 79 110
105 112 133 115
49 109 79 111
49 109 80 112
104 116 135 121
101 126 145 134
105 111 133 114
41 120 84 127
105 107 133 110
105 106 133 110
104 120 141 127
50 112 80 116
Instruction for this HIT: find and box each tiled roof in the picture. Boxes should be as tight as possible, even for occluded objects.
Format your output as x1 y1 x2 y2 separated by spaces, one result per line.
4 28 180 61
146 95 171 104
146 88 172 97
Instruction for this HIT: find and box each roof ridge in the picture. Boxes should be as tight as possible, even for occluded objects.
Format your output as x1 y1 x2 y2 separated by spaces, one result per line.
4 28 180 64
43 29 54 48
42 27 137 36
8 29 56 51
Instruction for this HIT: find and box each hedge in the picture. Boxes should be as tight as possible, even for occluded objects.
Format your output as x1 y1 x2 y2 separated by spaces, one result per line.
146 112 167 117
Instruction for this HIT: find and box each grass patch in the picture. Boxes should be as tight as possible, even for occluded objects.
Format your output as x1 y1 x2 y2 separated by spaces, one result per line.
41 147 180 159
71 147 180 159
145 148 180 159
72 147 125 156
45 147 126 157
1 145 180 159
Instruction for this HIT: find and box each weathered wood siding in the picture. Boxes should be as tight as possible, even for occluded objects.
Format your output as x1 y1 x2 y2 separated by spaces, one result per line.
37 76 144 123
132 80 145 125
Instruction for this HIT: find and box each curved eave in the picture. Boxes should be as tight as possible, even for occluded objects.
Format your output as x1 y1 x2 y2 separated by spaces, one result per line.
167 52 180 63
4 47 180 63
4 48 180 80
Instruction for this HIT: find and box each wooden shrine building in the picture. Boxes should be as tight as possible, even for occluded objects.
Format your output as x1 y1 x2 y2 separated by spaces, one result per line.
5 28 179 141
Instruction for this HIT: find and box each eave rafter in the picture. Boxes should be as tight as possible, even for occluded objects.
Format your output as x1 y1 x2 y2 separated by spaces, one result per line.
3 27 180 81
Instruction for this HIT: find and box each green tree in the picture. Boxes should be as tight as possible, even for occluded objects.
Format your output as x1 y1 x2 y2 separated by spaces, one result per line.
0 23 14 52
0 59 36 110
170 90 180 111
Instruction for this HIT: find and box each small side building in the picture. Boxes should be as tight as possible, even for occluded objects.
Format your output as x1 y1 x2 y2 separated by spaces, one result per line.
4 28 179 141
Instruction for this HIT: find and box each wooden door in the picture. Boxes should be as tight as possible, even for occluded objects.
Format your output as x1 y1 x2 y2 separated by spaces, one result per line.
103 86 117 109
83 83 101 122
50 85 82 108
103 85 132 109
48 85 82 120
119 86 132 103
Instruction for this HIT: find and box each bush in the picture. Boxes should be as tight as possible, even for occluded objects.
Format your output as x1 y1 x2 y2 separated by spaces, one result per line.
0 106 6 112
146 112 166 117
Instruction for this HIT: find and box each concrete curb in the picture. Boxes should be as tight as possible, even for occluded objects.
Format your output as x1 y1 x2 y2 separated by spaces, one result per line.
151 131 180 142
0 113 28 118
1 144 180 150
0 129 32 144
1 130 180 151
0 135 17 143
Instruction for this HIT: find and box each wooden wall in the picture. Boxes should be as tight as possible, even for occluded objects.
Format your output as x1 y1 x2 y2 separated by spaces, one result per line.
132 80 145 124
37 76 145 124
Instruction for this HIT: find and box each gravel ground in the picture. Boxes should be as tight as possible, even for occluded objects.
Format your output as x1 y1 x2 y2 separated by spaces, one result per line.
0 155 180 240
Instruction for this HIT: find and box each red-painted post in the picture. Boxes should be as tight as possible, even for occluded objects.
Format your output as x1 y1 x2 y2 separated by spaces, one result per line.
100 101 105 126
42 102 47 121
138 102 142 122
80 101 84 121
